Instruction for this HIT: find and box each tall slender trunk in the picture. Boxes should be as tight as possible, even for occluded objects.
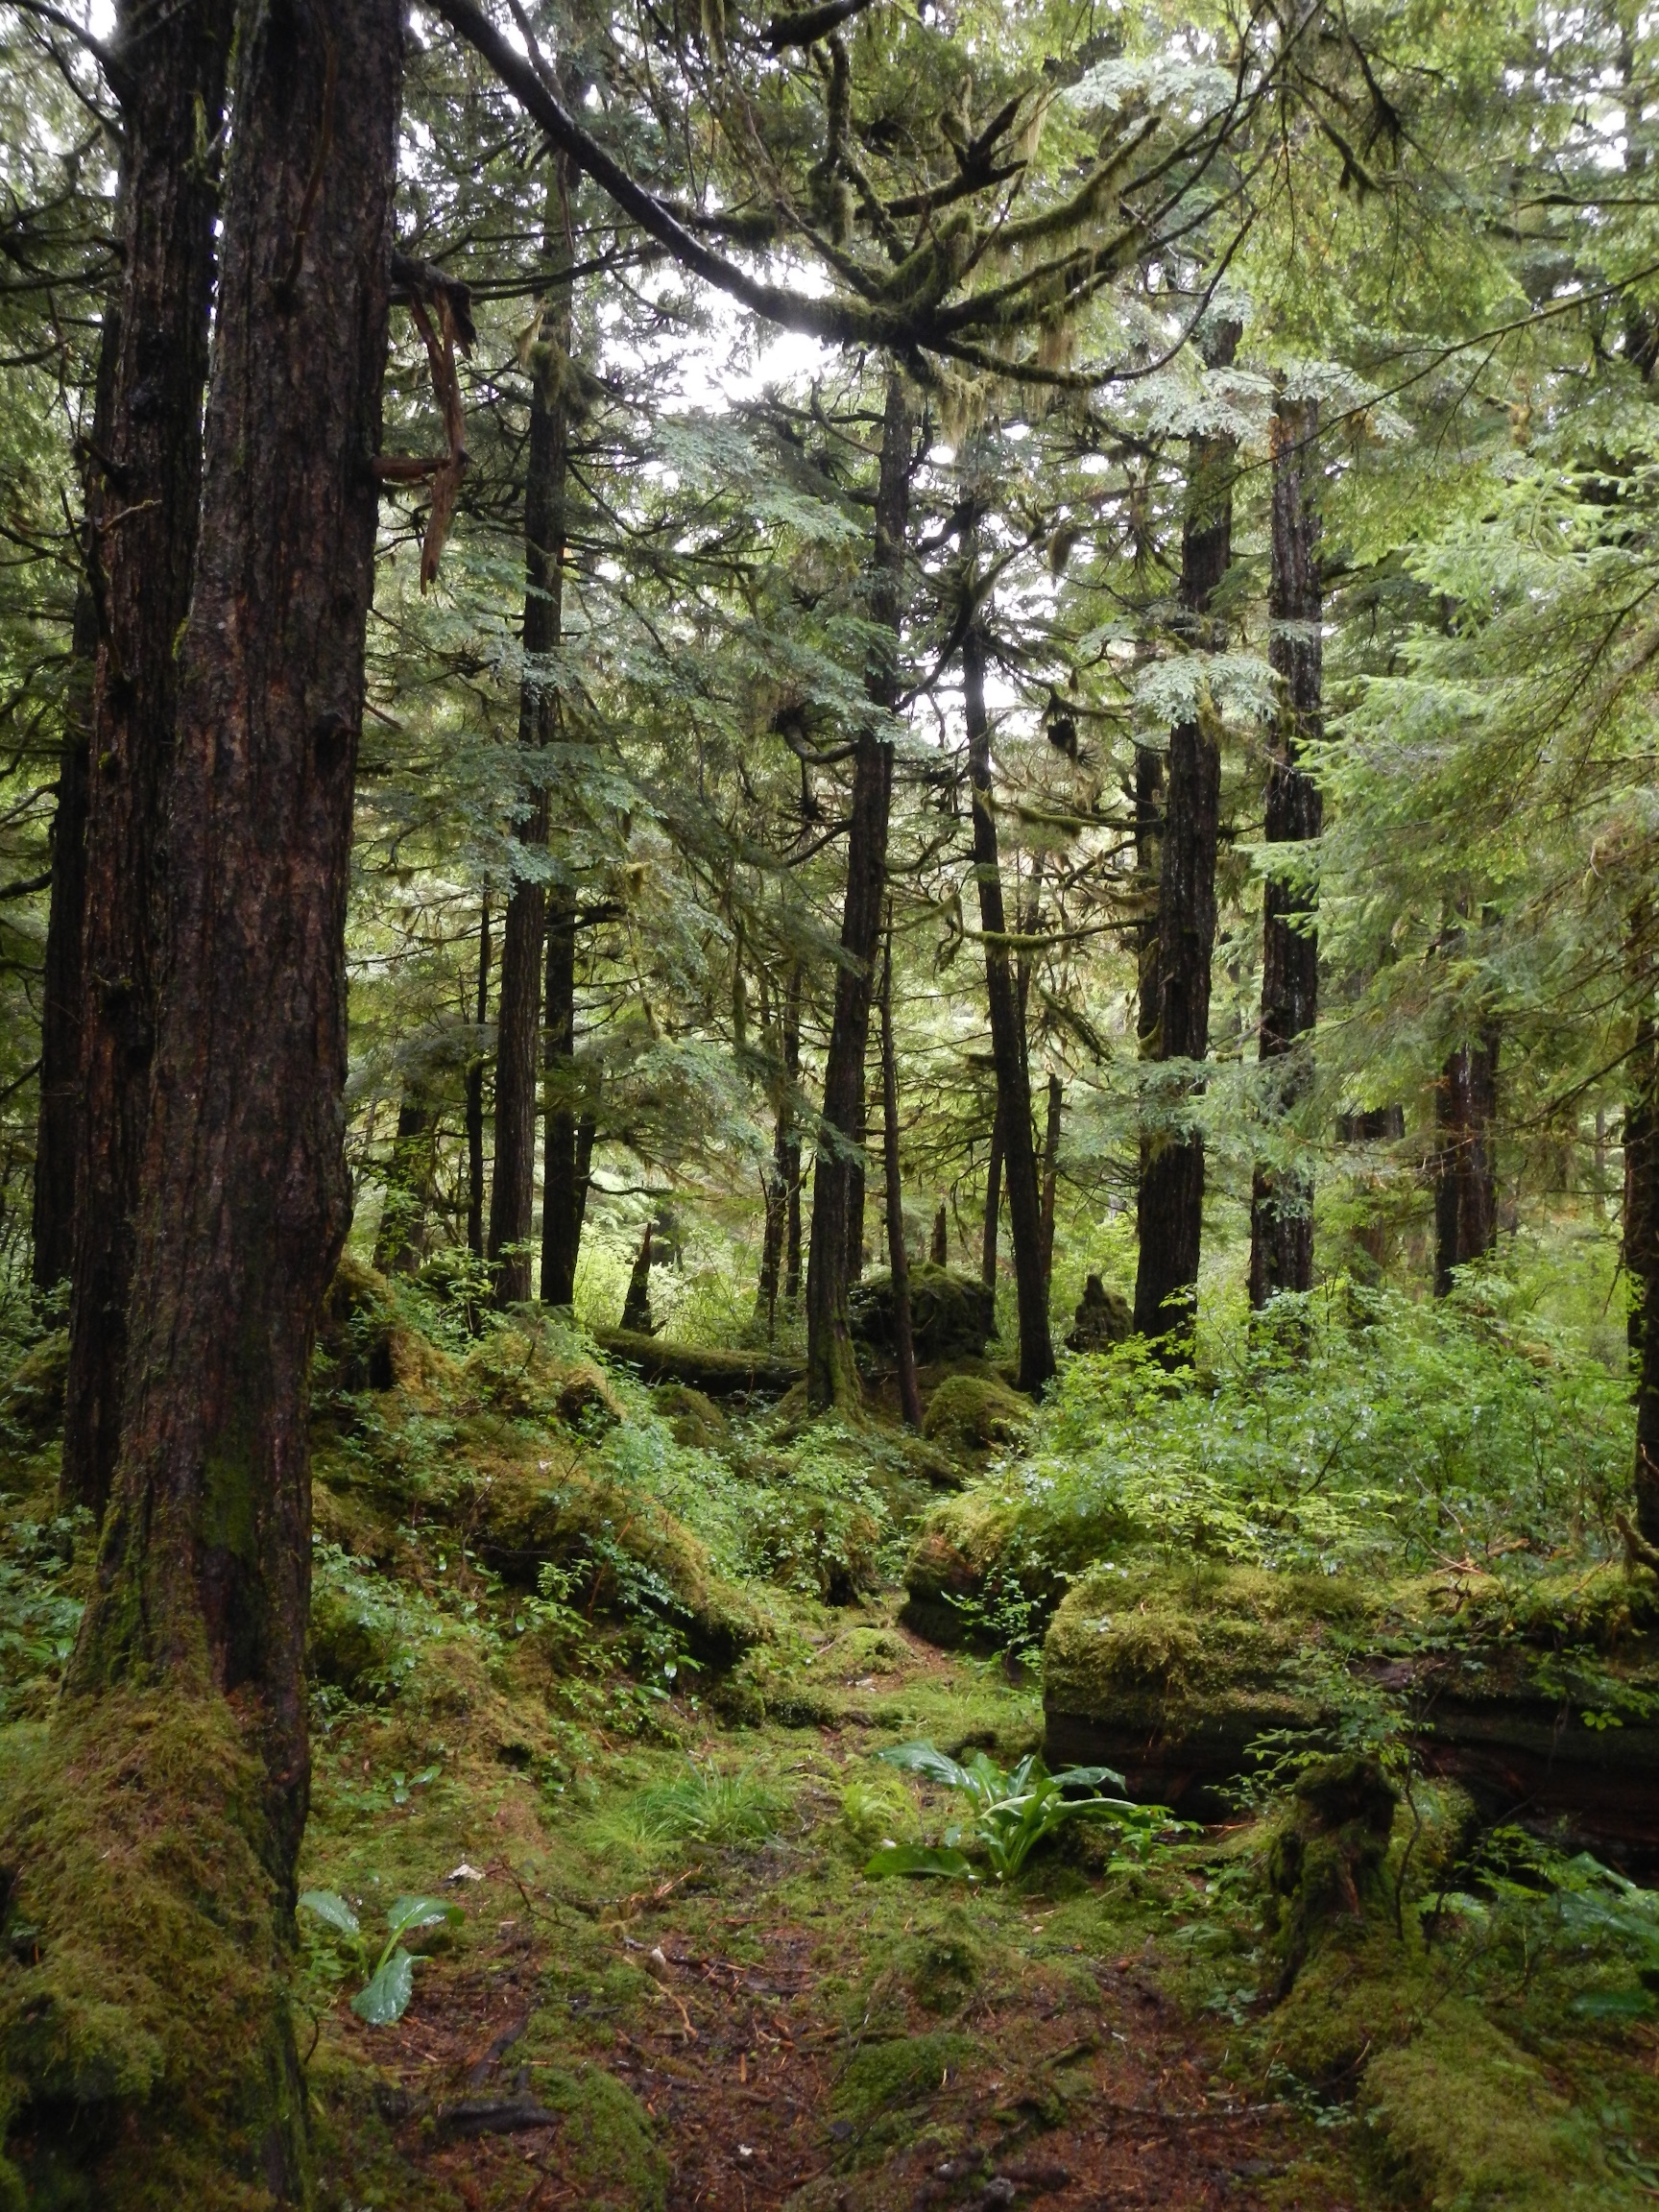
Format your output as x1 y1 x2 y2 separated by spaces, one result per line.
981 1102 1002 1287
59 0 235 1515
1434 1032 1500 1294
1133 323 1239 1348
373 1094 435 1275
1626 929 1659 1538
846 1075 869 1282
621 1222 653 1333
491 179 573 1304
54 0 402 2181
805 373 909 1409
34 620 94 1299
467 893 491 1257
757 967 791 1334
880 923 923 1427
1249 395 1324 1310
1132 743 1163 1055
964 620 1054 1391
541 888 580 1303
1040 1070 1062 1291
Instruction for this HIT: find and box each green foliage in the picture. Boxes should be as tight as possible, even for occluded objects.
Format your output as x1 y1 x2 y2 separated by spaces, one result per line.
625 1760 789 1847
865 1741 1166 1881
298 1887 463 2026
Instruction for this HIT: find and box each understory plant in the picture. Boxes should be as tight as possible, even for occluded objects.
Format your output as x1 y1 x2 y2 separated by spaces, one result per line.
299 1887 464 2024
863 1741 1170 1881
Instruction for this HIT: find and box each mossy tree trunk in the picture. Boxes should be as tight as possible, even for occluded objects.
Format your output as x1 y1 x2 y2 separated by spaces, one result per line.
492 173 574 1306
51 0 404 2186
1626 939 1659 1539
1248 394 1324 1310
1039 1070 1062 1293
981 1100 1001 1287
964 614 1054 1393
782 961 804 1310
467 893 492 1257
1133 321 1239 1350
805 373 910 1410
373 1091 436 1276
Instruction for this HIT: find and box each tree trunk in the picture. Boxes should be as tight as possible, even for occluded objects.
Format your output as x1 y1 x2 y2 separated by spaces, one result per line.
1433 1032 1500 1294
1133 322 1239 1349
1248 395 1324 1311
467 894 491 1258
781 962 802 1310
491 181 573 1305
1626 962 1659 1540
541 886 580 1304
60 0 235 1519
981 1103 1002 1287
846 1073 869 1283
757 972 790 1334
931 1204 948 1265
53 0 402 2184
1132 743 1163 1054
805 373 909 1409
373 1094 435 1275
880 921 923 1427
621 1222 654 1334
964 620 1054 1392
1040 1070 1062 1291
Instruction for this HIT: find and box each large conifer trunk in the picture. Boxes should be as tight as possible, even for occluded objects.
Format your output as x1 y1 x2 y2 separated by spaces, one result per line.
68 0 403 1876
964 619 1054 1391
60 0 233 1517
1248 395 1323 1309
805 373 908 1408
1133 325 1238 1347
1627 980 1659 1540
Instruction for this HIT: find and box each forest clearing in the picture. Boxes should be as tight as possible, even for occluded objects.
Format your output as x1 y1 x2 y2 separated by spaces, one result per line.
4 0 1659 2200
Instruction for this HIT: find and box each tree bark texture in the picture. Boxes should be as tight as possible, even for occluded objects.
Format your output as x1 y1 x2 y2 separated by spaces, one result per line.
879 924 923 1427
1133 323 1239 1348
1627 976 1659 1539
373 1093 435 1276
981 1102 1002 1287
965 621 1054 1392
805 373 908 1409
540 889 581 1303
1248 395 1324 1310
621 1222 653 1334
60 0 235 1519
67 0 404 1893
1433 1033 1500 1295
491 195 572 1305
467 894 491 1258
1040 1070 1062 1291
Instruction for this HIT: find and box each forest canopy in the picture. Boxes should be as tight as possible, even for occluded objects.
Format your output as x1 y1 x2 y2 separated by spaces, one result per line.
4 0 1659 2203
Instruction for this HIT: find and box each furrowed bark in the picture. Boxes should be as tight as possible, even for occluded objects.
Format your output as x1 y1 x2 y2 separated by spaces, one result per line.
980 1101 1001 1287
1248 395 1323 1311
467 893 491 1258
1434 1032 1500 1295
68 0 404 1874
491 180 573 1305
1040 1070 1062 1292
541 886 580 1303
782 963 803 1310
1133 322 1239 1350
879 920 923 1428
373 1093 435 1276
964 618 1054 1392
805 373 909 1410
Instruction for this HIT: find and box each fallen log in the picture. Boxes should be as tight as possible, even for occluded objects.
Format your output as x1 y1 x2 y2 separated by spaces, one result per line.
592 1329 805 1397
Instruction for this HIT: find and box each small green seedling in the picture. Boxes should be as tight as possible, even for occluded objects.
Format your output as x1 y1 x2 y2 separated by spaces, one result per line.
299 1887 463 2025
864 1741 1168 1882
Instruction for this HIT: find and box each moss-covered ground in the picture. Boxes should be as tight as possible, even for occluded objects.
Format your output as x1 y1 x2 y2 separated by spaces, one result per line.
1 1272 1657 2208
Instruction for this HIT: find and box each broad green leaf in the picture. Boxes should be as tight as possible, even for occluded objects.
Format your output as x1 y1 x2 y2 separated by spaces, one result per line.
875 1743 972 1791
387 1894 463 1942
1574 1989 1656 2021
351 1947 416 2026
862 1843 975 1881
299 1888 360 1939
1054 1764 1128 1794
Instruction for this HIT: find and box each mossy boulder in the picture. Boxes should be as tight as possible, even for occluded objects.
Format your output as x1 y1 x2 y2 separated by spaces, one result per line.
461 1324 623 1432
921 1373 1031 1463
653 1382 730 1453
850 1264 996 1364
524 2063 666 2210
902 1493 1056 1647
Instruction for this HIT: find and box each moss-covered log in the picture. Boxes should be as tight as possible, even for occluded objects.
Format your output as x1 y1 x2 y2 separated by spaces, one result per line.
592 1329 805 1396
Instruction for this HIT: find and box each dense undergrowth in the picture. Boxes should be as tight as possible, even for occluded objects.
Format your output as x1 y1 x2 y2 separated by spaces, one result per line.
0 1262 1655 2205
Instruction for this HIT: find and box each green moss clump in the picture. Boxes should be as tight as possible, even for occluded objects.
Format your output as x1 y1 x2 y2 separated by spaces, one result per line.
893 1911 982 2015
1 1334 68 1444
921 1374 1031 1461
528 2064 666 2209
0 1690 307 2209
653 1383 730 1453
850 1264 996 1363
1361 2001 1633 2209
831 2030 976 2155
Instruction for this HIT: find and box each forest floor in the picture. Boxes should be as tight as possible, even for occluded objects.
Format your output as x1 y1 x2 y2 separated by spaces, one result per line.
306 1595 1367 2212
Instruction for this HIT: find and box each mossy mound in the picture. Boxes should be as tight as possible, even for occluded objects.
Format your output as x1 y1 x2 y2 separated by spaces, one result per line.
0 1691 305 2209
460 1324 623 1433
850 1264 996 1364
1065 1273 1132 1355
921 1373 1031 1463
901 1492 1058 1647
653 1382 731 1453
524 2063 667 2209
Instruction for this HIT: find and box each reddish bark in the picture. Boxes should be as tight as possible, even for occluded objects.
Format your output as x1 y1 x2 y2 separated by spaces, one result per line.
1434 1033 1500 1295
1248 395 1324 1310
68 0 405 1899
